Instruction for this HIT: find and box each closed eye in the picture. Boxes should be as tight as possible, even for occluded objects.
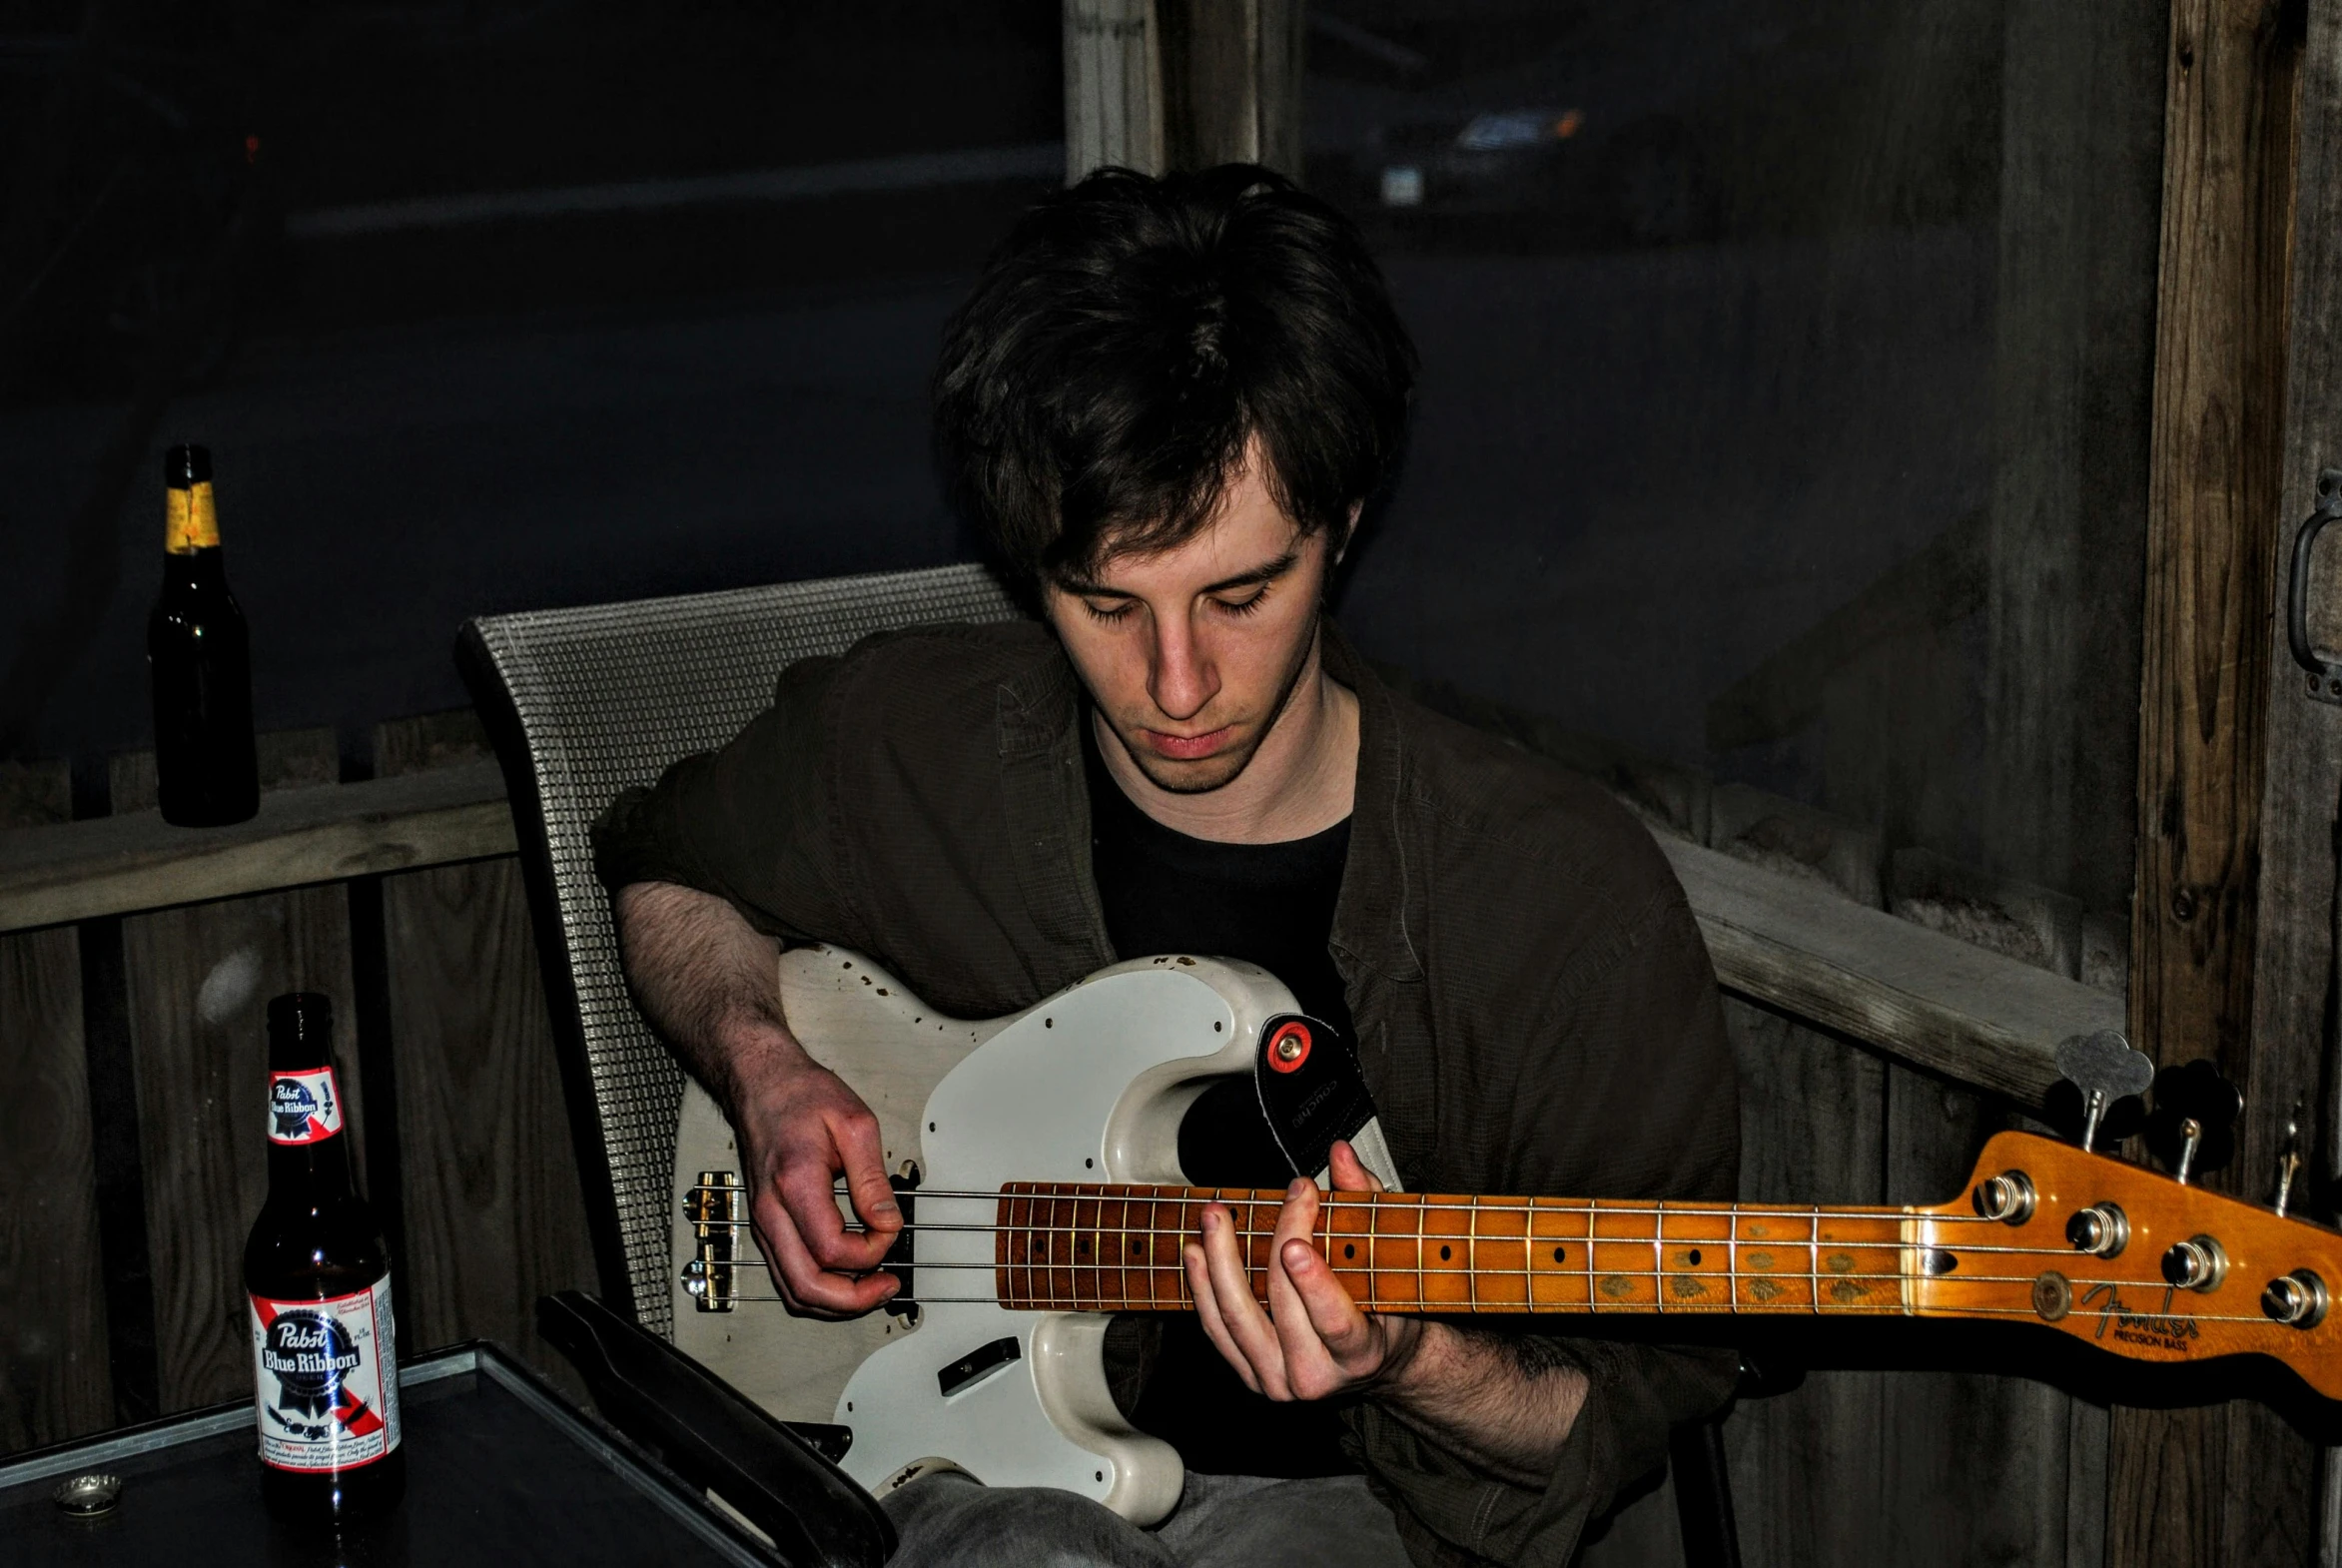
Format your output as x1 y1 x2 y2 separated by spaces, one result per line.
1214 586 1270 617
1081 598 1134 623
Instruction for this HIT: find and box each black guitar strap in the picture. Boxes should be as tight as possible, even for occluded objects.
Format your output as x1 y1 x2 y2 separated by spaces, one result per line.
1251 1015 1404 1191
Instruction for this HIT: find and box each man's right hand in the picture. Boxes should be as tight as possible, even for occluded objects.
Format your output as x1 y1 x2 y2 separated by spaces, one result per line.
733 1049 904 1317
607 882 904 1320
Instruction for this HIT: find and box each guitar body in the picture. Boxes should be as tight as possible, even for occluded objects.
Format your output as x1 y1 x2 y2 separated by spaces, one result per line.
669 946 1298 1523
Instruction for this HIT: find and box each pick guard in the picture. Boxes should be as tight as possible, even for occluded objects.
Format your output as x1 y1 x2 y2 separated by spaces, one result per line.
669 948 1296 1523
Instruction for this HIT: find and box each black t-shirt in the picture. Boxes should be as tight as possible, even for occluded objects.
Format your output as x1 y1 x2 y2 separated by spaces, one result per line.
1081 714 1358 1476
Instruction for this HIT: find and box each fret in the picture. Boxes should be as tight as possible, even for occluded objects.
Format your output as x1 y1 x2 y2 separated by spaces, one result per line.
1011 1183 1030 1307
1727 1201 1739 1308
1087 1193 1105 1310
1653 1203 1666 1315
1078 1185 1095 1309
1071 1186 1092 1308
1153 1192 1177 1306
1106 1186 1127 1309
1420 1186 1468 1309
1410 1191 1426 1306
1584 1197 1597 1309
1052 1189 1075 1308
1519 1197 1533 1308
1465 1195 1478 1311
1327 1194 1370 1301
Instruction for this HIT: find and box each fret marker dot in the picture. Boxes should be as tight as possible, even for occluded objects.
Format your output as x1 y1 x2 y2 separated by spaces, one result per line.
1552 1246 1565 1263
1344 1243 1356 1259
1688 1249 1703 1265
1131 1240 1142 1253
1439 1245 1452 1261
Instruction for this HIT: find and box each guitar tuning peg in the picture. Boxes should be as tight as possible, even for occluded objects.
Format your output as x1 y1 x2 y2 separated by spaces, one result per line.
2052 1030 2155 1152
2143 1059 2242 1184
2274 1099 2306 1217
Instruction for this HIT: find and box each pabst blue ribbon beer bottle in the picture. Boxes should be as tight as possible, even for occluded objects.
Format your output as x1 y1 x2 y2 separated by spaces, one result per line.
244 992 404 1521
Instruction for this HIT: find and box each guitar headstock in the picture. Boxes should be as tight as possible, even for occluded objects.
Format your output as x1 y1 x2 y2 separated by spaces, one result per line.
1920 1052 2340 1399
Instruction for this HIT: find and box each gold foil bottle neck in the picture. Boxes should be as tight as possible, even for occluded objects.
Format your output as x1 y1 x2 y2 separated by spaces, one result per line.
166 481 220 553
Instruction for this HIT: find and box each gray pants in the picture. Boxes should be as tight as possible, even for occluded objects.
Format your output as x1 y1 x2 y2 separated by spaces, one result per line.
882 1470 1412 1568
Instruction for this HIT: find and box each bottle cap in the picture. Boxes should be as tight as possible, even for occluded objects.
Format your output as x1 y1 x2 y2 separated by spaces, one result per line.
266 993 335 1058
165 444 212 487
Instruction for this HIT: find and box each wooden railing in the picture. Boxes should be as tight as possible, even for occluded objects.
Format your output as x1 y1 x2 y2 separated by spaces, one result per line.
0 716 596 1457
0 748 2119 1090
0 700 2127 1568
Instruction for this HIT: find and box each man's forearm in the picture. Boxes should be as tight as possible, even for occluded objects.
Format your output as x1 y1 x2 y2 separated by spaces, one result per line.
612 880 810 1103
1374 1322 1588 1487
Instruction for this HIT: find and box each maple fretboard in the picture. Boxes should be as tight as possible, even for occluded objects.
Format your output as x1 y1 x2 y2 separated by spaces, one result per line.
994 1182 1929 1316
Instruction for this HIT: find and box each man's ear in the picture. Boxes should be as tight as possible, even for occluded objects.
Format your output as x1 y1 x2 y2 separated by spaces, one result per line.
1334 501 1363 566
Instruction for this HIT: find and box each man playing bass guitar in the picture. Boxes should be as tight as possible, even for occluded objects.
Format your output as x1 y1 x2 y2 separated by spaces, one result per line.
594 164 1741 1568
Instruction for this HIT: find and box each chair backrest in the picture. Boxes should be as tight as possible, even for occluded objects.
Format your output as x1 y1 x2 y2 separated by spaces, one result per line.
457 563 1026 1335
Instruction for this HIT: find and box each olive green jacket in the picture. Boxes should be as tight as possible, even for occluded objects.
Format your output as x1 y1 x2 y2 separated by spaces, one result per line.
595 617 1741 1568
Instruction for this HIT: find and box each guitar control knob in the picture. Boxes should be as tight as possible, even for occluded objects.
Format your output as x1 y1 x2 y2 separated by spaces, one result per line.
1971 1172 2037 1225
2065 1203 2128 1257
2159 1234 2228 1292
2263 1269 2330 1329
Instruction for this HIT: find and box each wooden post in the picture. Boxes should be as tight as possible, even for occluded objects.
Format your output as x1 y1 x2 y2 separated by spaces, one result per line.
1062 0 1304 183
2248 3 2342 1559
0 759 110 1453
1065 0 1164 180
2117 0 2311 1563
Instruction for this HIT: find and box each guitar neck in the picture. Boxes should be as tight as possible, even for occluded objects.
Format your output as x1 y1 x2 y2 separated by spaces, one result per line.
996 1182 1937 1317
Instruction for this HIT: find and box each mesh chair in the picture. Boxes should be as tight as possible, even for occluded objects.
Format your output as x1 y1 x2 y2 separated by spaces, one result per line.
458 561 1744 1567
456 562 1024 1330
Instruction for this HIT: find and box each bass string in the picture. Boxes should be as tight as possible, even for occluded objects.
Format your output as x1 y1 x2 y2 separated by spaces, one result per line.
698 1184 2027 1227
693 1239 2180 1290
686 1216 2092 1265
698 1288 2293 1326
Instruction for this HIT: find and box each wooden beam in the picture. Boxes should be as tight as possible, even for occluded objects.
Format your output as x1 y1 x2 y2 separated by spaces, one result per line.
1983 0 2164 916
1663 837 2119 1104
0 762 514 935
2117 1 2313 1564
0 750 2105 1109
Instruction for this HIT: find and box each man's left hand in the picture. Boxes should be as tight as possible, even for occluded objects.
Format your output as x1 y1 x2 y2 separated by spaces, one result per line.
1183 1139 1426 1401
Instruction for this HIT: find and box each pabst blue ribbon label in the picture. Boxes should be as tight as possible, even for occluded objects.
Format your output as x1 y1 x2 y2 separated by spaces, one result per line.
251 1276 399 1471
268 1068 344 1145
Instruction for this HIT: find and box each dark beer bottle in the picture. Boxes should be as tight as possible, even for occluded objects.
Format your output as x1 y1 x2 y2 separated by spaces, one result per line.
245 993 404 1522
150 443 260 826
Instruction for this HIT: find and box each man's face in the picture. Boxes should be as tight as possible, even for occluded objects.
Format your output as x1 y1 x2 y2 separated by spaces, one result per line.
1043 454 1334 795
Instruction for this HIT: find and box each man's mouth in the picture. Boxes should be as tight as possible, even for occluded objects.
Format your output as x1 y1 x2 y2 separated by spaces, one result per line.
1140 724 1235 761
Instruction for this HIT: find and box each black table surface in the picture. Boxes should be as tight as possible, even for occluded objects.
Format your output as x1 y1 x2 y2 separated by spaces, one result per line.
0 1343 779 1566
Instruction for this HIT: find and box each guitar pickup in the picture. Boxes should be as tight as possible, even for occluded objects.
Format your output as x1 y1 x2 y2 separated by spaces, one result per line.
683 1169 743 1313
937 1336 1021 1398
882 1173 918 1320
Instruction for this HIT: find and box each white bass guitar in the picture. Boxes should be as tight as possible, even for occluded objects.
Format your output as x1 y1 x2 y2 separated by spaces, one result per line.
668 948 2342 1525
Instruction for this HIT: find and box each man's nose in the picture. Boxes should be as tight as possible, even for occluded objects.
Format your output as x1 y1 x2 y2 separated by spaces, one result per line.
1147 616 1218 721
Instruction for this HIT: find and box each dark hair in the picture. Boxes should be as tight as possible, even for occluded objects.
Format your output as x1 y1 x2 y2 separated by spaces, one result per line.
934 164 1415 585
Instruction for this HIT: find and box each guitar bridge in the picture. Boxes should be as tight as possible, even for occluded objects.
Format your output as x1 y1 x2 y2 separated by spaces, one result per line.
683 1169 742 1313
